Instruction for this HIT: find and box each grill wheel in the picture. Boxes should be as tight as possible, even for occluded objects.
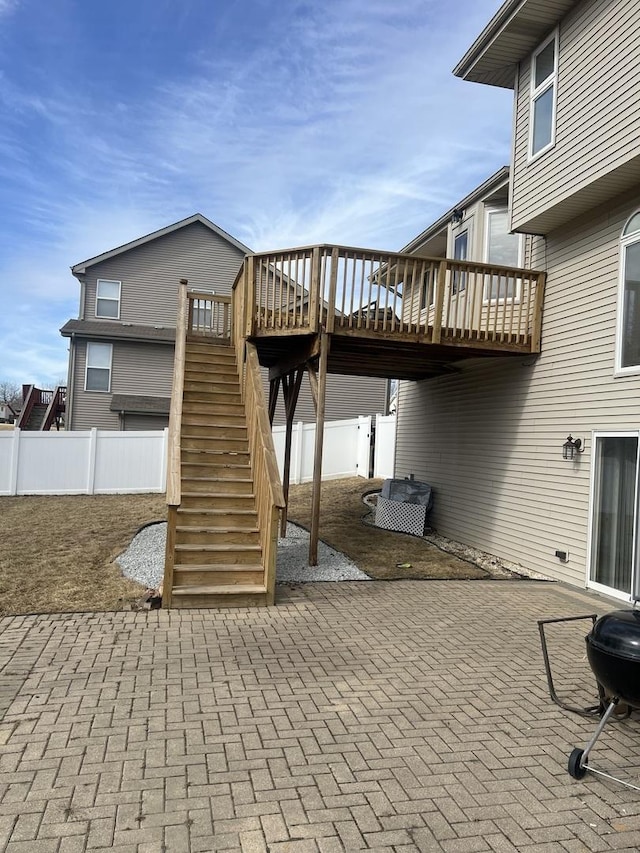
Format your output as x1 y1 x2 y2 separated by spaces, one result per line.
568 748 587 779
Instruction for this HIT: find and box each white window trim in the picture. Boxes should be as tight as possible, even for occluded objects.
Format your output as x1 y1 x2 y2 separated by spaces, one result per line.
482 206 524 305
95 279 122 320
451 223 471 298
84 342 113 393
528 28 559 162
586 430 640 602
615 212 640 376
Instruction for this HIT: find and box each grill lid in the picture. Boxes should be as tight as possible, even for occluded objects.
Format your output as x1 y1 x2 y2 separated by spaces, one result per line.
587 609 640 662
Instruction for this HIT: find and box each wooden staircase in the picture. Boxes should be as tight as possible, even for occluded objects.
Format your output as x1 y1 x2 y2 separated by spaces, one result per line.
163 284 285 608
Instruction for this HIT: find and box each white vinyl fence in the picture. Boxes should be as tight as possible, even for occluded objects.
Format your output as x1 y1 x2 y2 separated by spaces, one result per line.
0 416 396 496
272 414 396 484
0 428 168 496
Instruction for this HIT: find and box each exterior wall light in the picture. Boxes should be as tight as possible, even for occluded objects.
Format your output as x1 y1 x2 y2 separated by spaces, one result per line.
563 435 584 460
451 208 464 224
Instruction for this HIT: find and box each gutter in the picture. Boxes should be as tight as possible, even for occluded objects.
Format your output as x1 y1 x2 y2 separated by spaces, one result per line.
452 0 524 79
67 332 76 430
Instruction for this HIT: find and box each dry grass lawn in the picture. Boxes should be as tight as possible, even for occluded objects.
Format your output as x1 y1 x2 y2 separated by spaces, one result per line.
287 477 485 581
0 494 166 616
0 478 484 616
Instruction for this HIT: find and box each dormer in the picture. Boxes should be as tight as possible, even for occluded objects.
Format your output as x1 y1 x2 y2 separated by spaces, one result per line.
454 0 640 235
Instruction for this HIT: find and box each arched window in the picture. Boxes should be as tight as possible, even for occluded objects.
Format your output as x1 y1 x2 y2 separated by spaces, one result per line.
617 212 640 372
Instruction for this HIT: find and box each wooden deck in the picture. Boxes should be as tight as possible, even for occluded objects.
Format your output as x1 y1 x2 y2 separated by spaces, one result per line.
234 244 546 380
163 246 547 596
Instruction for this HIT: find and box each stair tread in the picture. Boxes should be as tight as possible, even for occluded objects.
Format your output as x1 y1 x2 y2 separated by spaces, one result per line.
181 491 255 497
175 543 262 552
181 450 249 456
182 476 253 482
174 563 263 571
177 508 257 515
176 526 259 533
182 425 247 431
181 462 251 469
172 584 267 595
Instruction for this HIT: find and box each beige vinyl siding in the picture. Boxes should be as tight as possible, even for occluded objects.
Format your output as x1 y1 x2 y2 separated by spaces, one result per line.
396 184 640 588
511 0 640 233
71 340 174 430
82 221 244 325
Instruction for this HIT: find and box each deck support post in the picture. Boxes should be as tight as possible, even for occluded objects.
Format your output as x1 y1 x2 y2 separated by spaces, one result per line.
268 378 280 426
280 368 304 537
309 332 329 566
307 364 319 414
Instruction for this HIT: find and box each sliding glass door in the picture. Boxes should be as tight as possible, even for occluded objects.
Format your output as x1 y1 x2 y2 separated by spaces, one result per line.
590 434 639 598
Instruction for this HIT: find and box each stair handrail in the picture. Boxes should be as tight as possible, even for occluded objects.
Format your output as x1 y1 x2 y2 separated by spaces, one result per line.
41 386 66 431
15 384 36 429
241 341 285 602
166 278 189 507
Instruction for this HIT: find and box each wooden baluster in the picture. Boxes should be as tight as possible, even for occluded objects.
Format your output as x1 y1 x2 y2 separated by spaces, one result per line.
515 271 526 343
507 273 516 343
327 247 339 333
354 256 363 328
309 247 320 333
432 260 446 344
246 255 255 336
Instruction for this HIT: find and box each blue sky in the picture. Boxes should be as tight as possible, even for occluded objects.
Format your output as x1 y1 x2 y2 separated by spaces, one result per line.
0 0 512 386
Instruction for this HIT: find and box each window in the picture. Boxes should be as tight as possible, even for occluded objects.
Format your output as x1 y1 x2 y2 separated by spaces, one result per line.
420 267 436 310
452 230 468 295
529 30 558 158
616 212 640 373
484 207 522 301
589 434 640 600
85 342 112 392
96 279 121 319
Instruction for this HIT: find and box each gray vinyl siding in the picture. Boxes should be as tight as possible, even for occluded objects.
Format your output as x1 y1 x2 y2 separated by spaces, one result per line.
71 340 174 430
81 221 245 325
270 374 388 427
124 414 169 431
71 337 385 430
511 0 640 233
396 184 640 588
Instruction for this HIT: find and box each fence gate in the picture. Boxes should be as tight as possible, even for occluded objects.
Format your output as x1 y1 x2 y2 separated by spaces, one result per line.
356 416 373 478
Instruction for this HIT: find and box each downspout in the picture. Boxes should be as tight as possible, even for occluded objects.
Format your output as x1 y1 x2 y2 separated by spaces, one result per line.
67 333 76 430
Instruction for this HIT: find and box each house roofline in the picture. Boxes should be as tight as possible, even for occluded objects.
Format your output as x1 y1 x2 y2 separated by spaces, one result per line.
453 0 577 88
400 166 510 254
60 319 176 344
71 214 252 275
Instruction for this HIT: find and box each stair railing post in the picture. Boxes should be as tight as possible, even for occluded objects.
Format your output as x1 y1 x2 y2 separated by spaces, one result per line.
309 247 321 333
246 255 256 337
432 259 447 344
326 246 339 334
309 332 329 566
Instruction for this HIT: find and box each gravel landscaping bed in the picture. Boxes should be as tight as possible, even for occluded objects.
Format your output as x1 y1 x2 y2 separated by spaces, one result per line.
116 521 369 588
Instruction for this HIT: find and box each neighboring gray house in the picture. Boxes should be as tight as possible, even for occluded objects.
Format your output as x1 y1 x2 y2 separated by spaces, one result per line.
62 214 388 431
395 0 640 600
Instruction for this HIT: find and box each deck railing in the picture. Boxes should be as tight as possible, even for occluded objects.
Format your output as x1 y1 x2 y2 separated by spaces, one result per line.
235 341 285 603
164 279 284 605
16 385 66 430
237 244 545 352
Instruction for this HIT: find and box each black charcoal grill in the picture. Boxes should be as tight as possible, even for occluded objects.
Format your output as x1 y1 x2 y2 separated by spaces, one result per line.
568 609 640 787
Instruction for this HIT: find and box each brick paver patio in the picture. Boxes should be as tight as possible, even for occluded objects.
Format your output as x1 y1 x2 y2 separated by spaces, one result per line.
1 580 640 852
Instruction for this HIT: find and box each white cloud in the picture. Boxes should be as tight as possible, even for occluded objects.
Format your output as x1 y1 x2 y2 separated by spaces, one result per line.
0 0 19 17
0 0 513 384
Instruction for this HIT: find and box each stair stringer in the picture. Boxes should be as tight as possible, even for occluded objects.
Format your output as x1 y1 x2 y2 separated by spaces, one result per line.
163 334 283 608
